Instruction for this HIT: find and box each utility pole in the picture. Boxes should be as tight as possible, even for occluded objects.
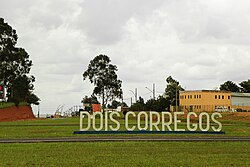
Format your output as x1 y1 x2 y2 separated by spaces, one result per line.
153 83 155 99
135 88 138 102
130 89 137 103
146 83 155 99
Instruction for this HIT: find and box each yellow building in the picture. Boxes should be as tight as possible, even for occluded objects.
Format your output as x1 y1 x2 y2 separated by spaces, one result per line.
179 90 250 112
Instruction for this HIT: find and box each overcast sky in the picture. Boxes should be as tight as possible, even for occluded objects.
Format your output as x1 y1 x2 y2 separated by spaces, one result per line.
1 0 250 114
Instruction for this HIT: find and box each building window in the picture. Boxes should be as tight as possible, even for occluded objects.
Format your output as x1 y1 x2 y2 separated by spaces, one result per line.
222 95 224 99
228 96 230 99
199 95 201 98
219 95 220 99
194 95 196 99
215 95 217 99
190 95 192 99
185 95 186 99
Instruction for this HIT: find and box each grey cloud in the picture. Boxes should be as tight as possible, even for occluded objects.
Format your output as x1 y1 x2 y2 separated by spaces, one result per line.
75 0 165 45
29 11 63 29
1 0 250 114
159 1 250 45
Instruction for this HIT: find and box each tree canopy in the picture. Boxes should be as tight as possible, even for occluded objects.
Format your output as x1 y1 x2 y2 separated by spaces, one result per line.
130 96 145 111
164 76 184 107
108 100 127 109
81 95 100 104
83 55 122 109
129 96 169 112
239 79 250 93
220 81 240 92
219 80 250 93
0 18 39 105
145 96 169 112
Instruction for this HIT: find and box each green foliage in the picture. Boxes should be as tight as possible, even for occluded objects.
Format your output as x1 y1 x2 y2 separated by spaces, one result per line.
81 95 99 112
164 76 184 107
130 96 145 111
108 100 127 109
0 18 17 52
26 94 40 105
239 79 250 93
220 81 240 92
110 100 120 109
8 75 32 104
0 82 4 99
130 96 169 112
81 95 99 104
0 142 249 167
0 18 32 88
7 75 39 105
0 113 249 138
145 96 169 112
83 55 122 108
0 18 39 105
144 98 157 111
0 101 29 109
219 79 250 93
0 102 15 109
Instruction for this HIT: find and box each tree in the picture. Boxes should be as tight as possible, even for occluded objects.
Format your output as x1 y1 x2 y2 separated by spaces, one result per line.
155 96 169 111
108 100 127 109
83 55 123 109
0 18 17 53
145 96 169 112
81 95 100 104
81 95 99 112
164 76 184 109
220 81 240 92
0 18 39 105
130 96 145 111
145 98 157 111
1 18 32 88
239 79 250 93
7 75 40 105
111 100 120 109
27 93 40 105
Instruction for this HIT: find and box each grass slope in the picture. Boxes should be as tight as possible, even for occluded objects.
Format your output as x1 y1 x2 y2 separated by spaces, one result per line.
0 142 249 167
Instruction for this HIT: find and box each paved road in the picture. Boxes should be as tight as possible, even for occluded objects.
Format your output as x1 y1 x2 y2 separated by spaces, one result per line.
0 136 250 143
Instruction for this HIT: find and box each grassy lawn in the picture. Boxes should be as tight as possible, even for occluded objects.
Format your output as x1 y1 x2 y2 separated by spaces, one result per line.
0 112 249 166
0 112 249 138
0 102 15 109
0 118 78 138
0 102 29 109
0 142 249 167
